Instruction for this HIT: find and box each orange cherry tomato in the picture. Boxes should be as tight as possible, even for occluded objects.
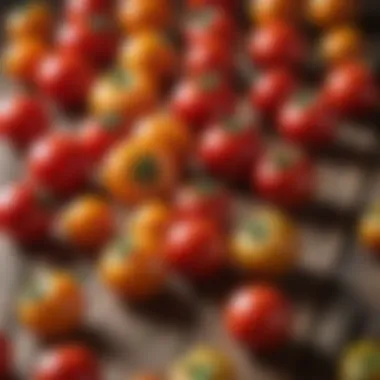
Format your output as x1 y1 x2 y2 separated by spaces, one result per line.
18 270 84 338
358 201 380 255
132 375 161 380
250 0 301 25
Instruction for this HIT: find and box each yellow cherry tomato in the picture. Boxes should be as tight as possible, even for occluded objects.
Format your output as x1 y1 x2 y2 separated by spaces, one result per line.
231 208 299 275
99 236 167 300
320 26 363 66
358 202 380 253
101 140 178 204
307 0 357 27
18 269 84 338
250 0 301 25
118 31 177 84
118 0 172 34
2 38 47 83
133 111 192 163
340 340 380 380
57 195 115 251
169 346 235 380
5 2 52 42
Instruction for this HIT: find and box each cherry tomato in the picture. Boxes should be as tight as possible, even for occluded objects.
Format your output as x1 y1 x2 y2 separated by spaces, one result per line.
5 2 52 42
101 140 178 204
163 218 226 279
171 72 236 131
0 181 52 245
198 112 262 182
187 0 236 13
320 26 364 67
33 345 101 380
185 7 236 47
248 22 306 69
252 144 316 208
249 68 298 117
132 375 161 380
169 346 235 380
18 270 84 337
2 38 47 84
79 114 130 163
358 201 380 255
0 333 11 377
0 94 50 150
65 0 112 22
321 61 377 117
118 0 172 34
250 0 301 25
27 132 90 198
36 53 95 108
231 208 299 275
277 90 338 147
173 179 232 229
56 195 115 251
99 236 167 300
57 16 119 66
224 285 293 351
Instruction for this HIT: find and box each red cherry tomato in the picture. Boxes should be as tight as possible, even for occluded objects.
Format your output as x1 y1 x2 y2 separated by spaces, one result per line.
187 0 236 13
173 179 232 229
0 181 52 245
321 61 377 117
277 91 338 147
252 144 316 208
171 72 236 131
250 68 297 117
57 16 119 66
27 132 90 198
0 332 11 377
163 218 226 279
33 345 101 380
0 94 50 150
65 0 111 21
79 114 130 163
248 22 306 69
35 53 95 108
198 113 262 182
224 285 293 352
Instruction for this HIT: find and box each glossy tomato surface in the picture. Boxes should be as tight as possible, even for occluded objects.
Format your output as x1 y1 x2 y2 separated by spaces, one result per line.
65 0 111 21
0 332 11 377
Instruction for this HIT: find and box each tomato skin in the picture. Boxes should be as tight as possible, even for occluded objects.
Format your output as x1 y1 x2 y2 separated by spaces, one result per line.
27 132 90 198
250 0 301 25
198 117 262 182
33 345 101 380
65 0 111 22
252 145 316 208
224 285 293 352
358 202 380 255
248 22 306 69
187 0 236 13
250 68 297 117
277 92 338 147
0 182 52 245
35 53 95 108
0 94 50 150
163 218 226 279
0 333 11 377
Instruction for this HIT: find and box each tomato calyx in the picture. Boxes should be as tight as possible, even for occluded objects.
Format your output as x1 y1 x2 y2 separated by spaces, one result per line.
133 156 159 185
290 90 317 109
244 219 270 241
99 113 124 132
110 69 134 88
190 7 216 29
88 14 112 32
112 237 134 259
270 146 301 171
194 178 221 196
198 72 221 92
188 363 214 380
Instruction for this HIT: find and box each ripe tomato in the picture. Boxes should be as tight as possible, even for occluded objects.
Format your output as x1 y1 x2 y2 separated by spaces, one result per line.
57 16 119 66
0 181 52 245
0 94 50 150
252 144 316 208
163 218 226 279
250 0 301 25
358 201 380 254
249 68 298 117
101 140 178 204
187 0 236 13
5 2 52 42
2 38 47 84
56 195 115 251
79 114 130 163
118 0 172 34
33 345 101 380
231 208 299 275
224 285 293 352
173 179 232 229
0 333 11 377
118 31 177 84
171 72 236 131
248 22 306 69
65 0 111 22
185 7 236 47
321 61 377 117
99 236 167 300
27 132 90 198
198 113 262 182
277 90 338 147
169 346 235 380
18 270 84 337
35 53 95 108
132 374 161 380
